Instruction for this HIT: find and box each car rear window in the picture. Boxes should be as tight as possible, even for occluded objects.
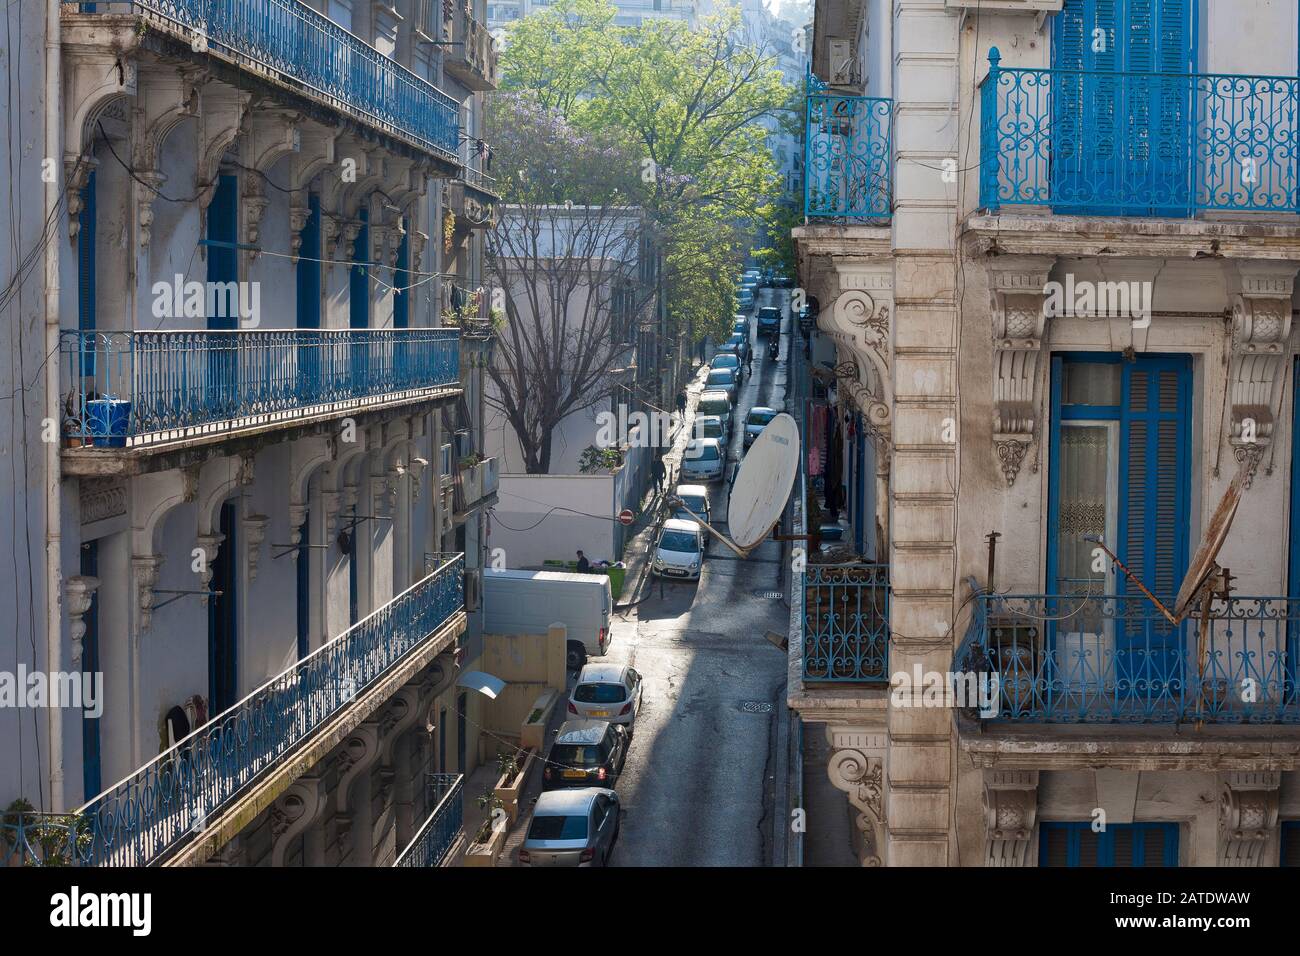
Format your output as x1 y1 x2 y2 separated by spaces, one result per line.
701 422 723 440
707 371 733 386
698 399 729 416
550 744 604 768
679 494 707 513
690 444 719 461
575 682 626 704
713 354 738 368
527 815 589 841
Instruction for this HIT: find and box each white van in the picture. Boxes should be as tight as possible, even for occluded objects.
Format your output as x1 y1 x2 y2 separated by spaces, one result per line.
483 569 613 670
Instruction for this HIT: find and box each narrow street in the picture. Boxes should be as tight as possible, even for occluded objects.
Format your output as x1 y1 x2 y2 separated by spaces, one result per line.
599 288 793 866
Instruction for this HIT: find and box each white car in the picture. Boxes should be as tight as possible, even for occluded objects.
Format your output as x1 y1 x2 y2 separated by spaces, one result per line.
670 483 710 525
568 663 644 728
695 413 729 446
653 518 705 579
681 438 725 482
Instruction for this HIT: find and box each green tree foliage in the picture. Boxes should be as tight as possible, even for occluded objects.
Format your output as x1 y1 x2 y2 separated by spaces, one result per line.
495 0 793 346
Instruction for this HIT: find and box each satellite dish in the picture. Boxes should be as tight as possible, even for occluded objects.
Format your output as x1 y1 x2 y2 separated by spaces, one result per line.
728 412 801 550
1172 459 1251 621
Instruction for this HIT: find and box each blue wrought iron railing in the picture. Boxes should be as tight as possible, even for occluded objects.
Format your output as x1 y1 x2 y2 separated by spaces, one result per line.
802 563 891 682
804 94 893 219
1 811 92 867
393 773 464 867
65 554 464 867
954 591 1300 724
61 328 460 447
979 48 1300 217
75 0 459 157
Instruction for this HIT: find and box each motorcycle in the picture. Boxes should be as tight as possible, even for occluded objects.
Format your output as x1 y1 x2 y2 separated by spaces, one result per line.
767 339 780 362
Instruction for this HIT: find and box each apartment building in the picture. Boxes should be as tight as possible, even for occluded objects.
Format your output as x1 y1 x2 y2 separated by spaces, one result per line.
0 0 499 868
789 0 1300 867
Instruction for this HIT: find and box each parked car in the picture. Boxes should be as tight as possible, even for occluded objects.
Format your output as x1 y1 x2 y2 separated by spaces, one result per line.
518 788 620 867
653 518 705 579
568 663 644 728
681 437 725 481
670 482 711 525
542 720 628 790
742 268 761 284
733 313 751 337
724 331 751 362
694 413 729 446
737 288 754 310
710 351 743 384
705 367 738 403
743 406 779 449
695 391 732 422
757 306 781 338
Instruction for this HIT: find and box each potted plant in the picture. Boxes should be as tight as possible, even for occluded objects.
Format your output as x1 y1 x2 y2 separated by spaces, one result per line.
464 786 509 866
493 747 536 824
2 798 91 867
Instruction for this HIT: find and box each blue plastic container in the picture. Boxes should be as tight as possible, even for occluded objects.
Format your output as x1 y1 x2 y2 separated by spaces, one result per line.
85 398 131 448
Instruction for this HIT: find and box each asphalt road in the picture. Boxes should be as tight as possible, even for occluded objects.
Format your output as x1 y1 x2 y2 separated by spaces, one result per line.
602 287 792 866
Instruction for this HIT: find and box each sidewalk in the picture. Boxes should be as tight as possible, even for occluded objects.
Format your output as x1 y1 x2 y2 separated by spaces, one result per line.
615 362 712 609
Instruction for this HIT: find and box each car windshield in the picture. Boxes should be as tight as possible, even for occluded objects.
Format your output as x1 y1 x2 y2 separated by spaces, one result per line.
748 410 777 426
707 371 733 386
527 814 588 841
713 355 738 368
660 531 699 553
676 494 707 515
690 444 720 461
550 744 604 768
574 682 626 704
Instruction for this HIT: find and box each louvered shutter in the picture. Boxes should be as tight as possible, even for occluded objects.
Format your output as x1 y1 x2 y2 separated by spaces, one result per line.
1051 0 1087 205
1040 823 1071 866
206 174 239 331
1282 823 1300 866
296 193 321 330
77 170 96 376
1121 359 1190 641
351 206 370 330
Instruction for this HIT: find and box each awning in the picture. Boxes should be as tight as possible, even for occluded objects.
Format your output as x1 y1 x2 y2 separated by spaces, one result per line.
456 670 506 700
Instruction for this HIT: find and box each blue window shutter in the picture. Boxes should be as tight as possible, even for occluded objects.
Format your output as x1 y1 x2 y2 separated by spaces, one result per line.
350 207 370 329
1121 359 1189 606
296 507 310 661
394 225 410 329
296 194 321 329
207 174 239 331
1040 822 1179 866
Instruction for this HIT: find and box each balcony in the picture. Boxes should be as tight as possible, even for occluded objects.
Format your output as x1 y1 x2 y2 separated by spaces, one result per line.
801 563 891 682
804 94 893 219
955 592 1300 725
75 0 460 159
61 555 465 867
441 0 499 92
979 49 1300 218
393 773 464 867
60 328 460 467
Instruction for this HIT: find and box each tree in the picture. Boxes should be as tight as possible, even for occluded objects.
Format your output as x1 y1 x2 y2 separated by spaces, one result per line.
498 0 793 347
483 92 657 474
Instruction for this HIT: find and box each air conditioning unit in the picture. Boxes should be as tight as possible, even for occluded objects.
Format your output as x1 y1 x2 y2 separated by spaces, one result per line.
464 567 482 612
828 40 859 87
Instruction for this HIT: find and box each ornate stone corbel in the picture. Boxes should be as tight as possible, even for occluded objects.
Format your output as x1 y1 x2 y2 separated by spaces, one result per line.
340 218 363 261
133 554 164 635
66 156 99 243
322 490 342 537
195 533 225 606
988 256 1055 487
268 775 327 868
982 770 1040 866
242 514 269 581
409 230 429 272
1219 771 1280 866
242 184 270 256
408 456 428 505
1227 263 1298 488
825 728 886 866
195 83 252 212
65 576 101 666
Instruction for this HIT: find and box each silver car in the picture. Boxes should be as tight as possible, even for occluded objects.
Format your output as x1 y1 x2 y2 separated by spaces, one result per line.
518 788 621 867
568 663 644 729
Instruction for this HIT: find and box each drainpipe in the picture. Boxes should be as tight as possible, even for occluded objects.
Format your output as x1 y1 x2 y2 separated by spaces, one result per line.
43 0 65 811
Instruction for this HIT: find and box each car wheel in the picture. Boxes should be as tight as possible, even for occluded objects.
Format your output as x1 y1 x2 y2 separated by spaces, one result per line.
566 645 585 671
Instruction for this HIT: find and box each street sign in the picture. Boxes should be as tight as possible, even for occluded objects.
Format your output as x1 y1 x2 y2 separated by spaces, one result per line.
618 508 635 526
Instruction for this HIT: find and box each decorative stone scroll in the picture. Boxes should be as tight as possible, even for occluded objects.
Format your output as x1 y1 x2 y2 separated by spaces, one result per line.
1227 263 1298 488
987 256 1055 487
982 769 1040 867
1219 771 1280 867
825 728 887 867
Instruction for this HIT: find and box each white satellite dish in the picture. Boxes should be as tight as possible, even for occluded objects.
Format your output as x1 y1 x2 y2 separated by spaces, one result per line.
728 412 801 550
